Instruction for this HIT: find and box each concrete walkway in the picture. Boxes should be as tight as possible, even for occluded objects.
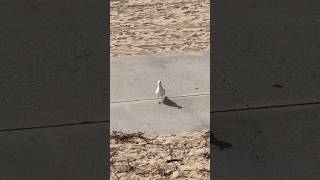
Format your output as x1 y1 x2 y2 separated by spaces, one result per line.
212 0 320 179
213 1 320 111
112 95 209 135
111 50 210 135
213 104 320 180
0 1 108 179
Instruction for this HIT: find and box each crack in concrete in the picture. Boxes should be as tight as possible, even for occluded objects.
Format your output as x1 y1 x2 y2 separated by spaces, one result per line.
248 126 267 165
0 120 108 133
211 101 320 114
111 93 209 104
213 68 250 108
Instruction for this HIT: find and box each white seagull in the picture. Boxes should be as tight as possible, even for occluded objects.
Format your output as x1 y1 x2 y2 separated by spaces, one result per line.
155 80 166 104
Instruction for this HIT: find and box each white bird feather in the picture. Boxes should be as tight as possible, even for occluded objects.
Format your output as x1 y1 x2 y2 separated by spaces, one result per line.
155 80 166 103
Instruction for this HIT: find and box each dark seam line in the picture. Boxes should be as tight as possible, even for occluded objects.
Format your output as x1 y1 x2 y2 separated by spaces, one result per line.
0 120 108 133
211 101 320 114
111 93 210 104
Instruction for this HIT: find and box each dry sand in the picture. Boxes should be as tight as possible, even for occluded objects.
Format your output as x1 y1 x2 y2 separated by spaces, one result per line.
110 0 210 179
111 0 210 57
110 130 210 180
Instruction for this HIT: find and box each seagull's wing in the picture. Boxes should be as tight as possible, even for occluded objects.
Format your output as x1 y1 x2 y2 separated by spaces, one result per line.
159 86 165 97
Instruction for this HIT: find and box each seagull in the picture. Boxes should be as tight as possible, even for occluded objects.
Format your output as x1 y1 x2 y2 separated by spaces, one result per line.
155 80 166 104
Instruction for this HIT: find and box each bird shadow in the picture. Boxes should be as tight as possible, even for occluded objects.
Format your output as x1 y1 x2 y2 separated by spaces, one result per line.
163 96 183 109
211 133 232 151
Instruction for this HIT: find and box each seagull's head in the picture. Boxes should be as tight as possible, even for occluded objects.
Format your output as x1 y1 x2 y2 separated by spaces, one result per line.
157 80 162 85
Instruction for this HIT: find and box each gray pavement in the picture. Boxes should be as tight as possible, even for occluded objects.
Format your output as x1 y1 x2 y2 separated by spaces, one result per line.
111 51 210 135
111 50 210 102
212 69 248 112
213 0 320 110
0 0 108 179
111 95 209 135
213 104 320 180
0 123 107 180
0 0 107 130
213 0 320 179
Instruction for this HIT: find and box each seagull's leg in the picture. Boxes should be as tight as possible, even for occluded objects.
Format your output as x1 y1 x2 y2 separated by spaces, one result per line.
159 96 164 104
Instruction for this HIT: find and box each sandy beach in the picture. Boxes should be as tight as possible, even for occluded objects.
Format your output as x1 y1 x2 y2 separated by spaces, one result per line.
111 130 210 179
111 0 210 57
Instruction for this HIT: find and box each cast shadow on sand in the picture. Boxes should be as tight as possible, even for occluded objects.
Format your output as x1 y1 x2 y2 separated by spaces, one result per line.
163 96 183 109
